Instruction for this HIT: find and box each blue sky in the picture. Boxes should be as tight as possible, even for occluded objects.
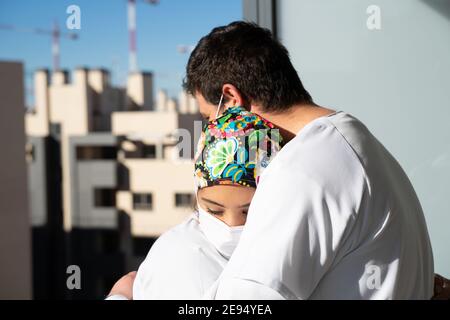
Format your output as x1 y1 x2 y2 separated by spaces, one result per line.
0 0 242 106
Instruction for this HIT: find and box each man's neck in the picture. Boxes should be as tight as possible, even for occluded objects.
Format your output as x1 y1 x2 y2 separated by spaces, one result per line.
250 103 336 143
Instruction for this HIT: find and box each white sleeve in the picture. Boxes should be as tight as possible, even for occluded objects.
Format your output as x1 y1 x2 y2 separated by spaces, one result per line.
132 264 145 300
105 294 129 300
214 156 365 300
132 229 208 300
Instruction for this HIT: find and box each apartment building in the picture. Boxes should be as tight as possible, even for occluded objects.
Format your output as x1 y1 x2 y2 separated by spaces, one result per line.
25 67 202 298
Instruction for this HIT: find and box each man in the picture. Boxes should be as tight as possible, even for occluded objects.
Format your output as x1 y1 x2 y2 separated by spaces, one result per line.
182 21 434 299
109 21 435 299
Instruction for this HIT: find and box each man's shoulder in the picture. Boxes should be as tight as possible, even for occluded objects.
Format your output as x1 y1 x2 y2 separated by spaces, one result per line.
265 112 368 189
292 111 371 161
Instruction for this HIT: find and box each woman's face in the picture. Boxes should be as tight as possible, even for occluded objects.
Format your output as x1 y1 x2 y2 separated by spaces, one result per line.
197 185 255 226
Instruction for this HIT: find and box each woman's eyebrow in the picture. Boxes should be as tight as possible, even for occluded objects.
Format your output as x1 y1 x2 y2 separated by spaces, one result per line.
239 203 251 208
201 197 225 207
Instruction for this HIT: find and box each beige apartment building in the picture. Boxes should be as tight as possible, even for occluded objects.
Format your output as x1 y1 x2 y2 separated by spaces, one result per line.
26 67 200 232
25 66 202 298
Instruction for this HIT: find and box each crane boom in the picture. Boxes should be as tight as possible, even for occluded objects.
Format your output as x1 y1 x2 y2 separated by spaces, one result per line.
0 21 78 70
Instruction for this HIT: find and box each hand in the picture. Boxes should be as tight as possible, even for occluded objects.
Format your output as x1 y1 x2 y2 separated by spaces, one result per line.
108 271 137 300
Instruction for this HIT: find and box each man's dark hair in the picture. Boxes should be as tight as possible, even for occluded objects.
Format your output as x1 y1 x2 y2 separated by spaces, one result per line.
183 21 313 113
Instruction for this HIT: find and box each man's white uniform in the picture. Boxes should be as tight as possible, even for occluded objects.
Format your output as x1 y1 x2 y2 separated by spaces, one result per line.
211 111 434 299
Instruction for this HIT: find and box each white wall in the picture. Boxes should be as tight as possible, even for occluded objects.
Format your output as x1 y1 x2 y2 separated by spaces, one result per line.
277 0 450 276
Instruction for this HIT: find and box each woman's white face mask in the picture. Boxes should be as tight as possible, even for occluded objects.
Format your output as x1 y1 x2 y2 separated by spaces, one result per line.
197 204 244 259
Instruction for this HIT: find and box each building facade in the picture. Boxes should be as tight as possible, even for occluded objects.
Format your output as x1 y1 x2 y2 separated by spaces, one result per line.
25 67 202 298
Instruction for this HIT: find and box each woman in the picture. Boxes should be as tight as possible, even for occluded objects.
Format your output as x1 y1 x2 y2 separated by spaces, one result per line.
108 104 282 300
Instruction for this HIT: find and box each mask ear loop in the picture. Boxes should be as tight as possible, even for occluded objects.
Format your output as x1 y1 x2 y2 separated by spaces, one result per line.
215 94 224 119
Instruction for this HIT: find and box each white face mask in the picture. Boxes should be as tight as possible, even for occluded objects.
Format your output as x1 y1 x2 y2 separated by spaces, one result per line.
197 204 244 259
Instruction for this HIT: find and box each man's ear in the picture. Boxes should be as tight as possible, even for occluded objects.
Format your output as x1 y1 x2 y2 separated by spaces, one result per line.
222 84 245 107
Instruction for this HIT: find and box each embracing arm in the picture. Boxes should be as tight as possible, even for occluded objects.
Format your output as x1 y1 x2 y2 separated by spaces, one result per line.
105 271 136 300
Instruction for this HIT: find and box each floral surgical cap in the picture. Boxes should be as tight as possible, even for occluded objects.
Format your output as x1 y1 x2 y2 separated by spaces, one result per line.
194 106 282 189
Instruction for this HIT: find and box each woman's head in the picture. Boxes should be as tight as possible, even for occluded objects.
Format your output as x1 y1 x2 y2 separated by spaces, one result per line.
194 105 282 226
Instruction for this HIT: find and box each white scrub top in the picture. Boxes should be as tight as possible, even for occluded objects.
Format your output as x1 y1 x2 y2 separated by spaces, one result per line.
133 214 228 300
210 111 434 300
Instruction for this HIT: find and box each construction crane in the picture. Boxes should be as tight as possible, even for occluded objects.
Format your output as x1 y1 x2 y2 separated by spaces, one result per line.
127 0 159 73
1 0 157 73
0 20 78 71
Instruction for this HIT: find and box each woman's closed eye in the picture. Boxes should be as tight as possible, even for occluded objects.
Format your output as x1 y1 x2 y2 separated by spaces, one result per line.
207 209 248 216
207 208 224 215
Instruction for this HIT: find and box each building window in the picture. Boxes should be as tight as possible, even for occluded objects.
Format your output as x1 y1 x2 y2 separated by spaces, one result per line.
133 193 153 211
175 193 193 208
25 142 35 163
142 144 157 158
94 188 116 207
77 146 117 160
50 123 61 138
124 141 157 159
117 163 130 190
